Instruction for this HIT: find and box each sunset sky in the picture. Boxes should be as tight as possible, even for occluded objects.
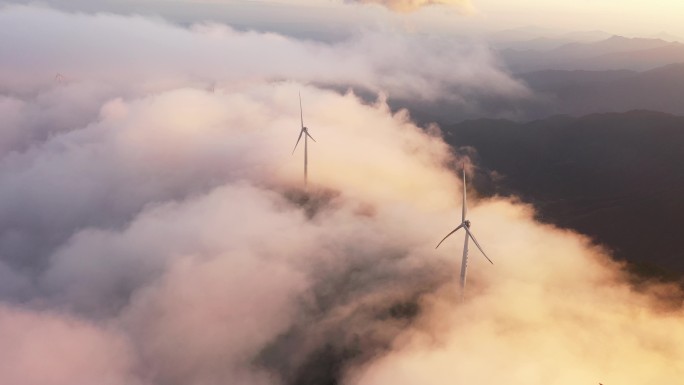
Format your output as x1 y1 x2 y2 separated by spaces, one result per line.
4 0 684 38
474 0 684 37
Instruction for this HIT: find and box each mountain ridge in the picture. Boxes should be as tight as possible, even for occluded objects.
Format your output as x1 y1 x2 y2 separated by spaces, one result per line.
501 35 684 72
445 110 684 278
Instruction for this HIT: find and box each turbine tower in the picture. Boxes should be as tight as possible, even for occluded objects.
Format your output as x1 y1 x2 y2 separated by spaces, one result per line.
292 92 316 186
436 169 493 299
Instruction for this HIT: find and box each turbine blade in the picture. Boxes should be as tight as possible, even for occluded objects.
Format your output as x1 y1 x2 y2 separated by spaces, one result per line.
462 169 467 222
435 224 464 249
463 232 469 256
299 92 304 129
460 235 469 294
292 129 304 154
465 227 493 264
306 131 317 142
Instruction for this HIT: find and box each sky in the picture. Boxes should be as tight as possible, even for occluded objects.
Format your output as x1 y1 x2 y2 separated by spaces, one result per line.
475 0 684 38
3 0 684 39
1 2 684 385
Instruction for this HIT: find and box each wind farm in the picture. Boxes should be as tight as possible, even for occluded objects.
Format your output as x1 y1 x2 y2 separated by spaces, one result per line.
2 2 684 385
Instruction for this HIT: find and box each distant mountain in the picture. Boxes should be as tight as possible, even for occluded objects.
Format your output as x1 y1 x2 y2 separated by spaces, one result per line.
385 63 684 125
445 110 684 278
519 69 637 90
494 37 581 51
562 30 617 42
501 35 684 72
650 32 683 43
489 26 563 43
517 63 684 118
489 28 611 51
586 43 684 71
557 35 671 57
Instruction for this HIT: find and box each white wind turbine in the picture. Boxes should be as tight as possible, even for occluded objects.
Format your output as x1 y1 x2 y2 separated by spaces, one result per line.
436 170 493 298
292 92 317 186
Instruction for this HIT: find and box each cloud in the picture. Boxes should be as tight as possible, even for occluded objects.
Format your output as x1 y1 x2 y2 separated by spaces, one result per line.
27 83 460 309
0 79 464 383
0 5 526 102
0 5 682 385
0 0 472 42
2 81 682 385
348 201 684 385
0 304 141 385
350 0 474 13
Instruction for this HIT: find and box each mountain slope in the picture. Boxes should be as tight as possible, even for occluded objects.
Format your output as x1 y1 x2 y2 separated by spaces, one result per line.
501 35 684 72
445 111 684 277
515 64 684 119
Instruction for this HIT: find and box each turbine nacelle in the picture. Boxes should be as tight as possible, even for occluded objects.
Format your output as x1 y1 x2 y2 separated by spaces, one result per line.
435 221 490 265
292 127 316 154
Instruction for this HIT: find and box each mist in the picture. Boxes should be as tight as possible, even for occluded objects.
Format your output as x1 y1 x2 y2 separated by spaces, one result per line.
0 5 683 385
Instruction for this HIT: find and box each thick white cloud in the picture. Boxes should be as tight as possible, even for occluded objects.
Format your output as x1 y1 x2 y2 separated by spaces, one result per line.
0 6 526 100
0 304 142 385
0 80 465 383
0 81 680 385
349 201 684 385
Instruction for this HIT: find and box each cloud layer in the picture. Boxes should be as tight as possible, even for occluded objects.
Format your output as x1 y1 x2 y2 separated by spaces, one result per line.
0 5 523 100
0 5 682 385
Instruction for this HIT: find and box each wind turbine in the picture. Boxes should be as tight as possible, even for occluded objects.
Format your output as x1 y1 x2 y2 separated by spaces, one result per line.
292 92 317 186
436 169 493 298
